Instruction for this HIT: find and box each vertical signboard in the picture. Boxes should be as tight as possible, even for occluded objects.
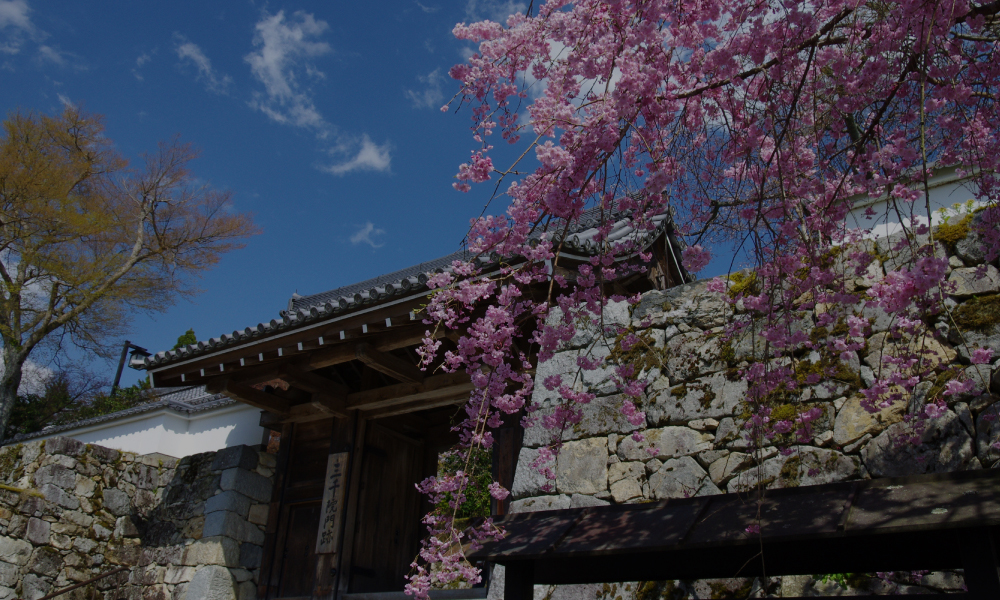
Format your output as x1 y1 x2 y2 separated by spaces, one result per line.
315 451 350 554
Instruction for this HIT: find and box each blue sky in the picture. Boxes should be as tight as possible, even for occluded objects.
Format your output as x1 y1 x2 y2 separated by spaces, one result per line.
0 0 529 387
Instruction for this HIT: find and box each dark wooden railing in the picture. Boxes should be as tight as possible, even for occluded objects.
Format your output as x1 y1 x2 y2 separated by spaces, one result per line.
23 565 130 600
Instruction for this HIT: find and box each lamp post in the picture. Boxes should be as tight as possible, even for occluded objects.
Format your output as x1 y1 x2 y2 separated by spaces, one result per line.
112 340 150 393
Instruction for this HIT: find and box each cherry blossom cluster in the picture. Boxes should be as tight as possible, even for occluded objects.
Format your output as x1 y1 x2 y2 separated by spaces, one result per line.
405 0 1000 596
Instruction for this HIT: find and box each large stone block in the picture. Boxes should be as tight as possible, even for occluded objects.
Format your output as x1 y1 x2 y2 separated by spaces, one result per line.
662 332 726 381
609 477 643 503
203 511 265 545
648 456 720 499
185 565 236 600
205 491 252 518
239 543 263 570
949 265 1000 297
555 438 608 496
648 372 747 425
219 469 273 503
28 546 63 577
522 394 643 447
511 448 550 499
20 574 50 600
38 483 79 510
211 446 259 472
0 562 15 588
124 463 159 490
864 331 956 375
728 447 857 492
34 464 76 490
45 436 85 457
26 518 50 546
635 279 729 329
833 395 906 446
862 410 975 477
616 426 712 461
182 536 241 568
876 233 946 274
976 401 1000 467
88 444 120 463
509 495 571 513
103 487 132 517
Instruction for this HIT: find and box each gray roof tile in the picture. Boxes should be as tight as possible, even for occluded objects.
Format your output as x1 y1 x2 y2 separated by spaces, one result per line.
144 207 679 369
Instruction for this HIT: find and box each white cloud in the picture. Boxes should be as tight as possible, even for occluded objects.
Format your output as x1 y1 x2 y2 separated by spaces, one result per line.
322 135 392 176
133 51 151 80
405 68 446 110
175 36 231 94
416 1 440 13
56 93 72 107
465 0 525 23
245 10 332 134
350 222 385 249
0 0 31 32
37 44 64 65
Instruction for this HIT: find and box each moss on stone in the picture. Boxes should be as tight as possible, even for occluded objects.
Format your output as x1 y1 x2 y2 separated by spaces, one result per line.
770 404 800 422
609 328 665 375
726 271 759 298
935 213 973 248
0 444 21 480
719 341 736 365
953 294 1000 332
779 455 802 488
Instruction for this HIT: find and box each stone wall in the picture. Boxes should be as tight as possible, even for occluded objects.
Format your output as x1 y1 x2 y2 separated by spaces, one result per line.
507 221 1000 597
0 436 275 600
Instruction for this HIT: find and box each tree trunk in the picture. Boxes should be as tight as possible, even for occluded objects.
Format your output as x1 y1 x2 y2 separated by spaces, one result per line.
0 347 24 439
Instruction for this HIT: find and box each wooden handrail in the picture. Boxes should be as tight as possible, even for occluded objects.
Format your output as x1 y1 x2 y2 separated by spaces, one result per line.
25 565 130 600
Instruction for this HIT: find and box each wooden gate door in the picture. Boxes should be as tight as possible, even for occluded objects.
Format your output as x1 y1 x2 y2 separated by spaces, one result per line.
262 420 332 599
347 422 425 594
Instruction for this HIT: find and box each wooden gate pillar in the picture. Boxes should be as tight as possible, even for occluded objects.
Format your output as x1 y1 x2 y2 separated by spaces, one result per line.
504 562 534 600
313 412 367 600
962 527 1000 599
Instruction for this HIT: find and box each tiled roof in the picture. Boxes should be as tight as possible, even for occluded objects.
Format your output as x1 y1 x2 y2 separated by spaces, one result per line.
3 386 233 444
144 207 678 370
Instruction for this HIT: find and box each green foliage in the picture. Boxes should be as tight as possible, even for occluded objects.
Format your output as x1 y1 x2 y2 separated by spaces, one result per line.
5 373 152 439
816 573 871 590
172 329 197 350
436 446 493 519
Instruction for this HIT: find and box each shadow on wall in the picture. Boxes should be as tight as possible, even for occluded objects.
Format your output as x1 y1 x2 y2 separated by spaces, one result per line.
0 436 275 600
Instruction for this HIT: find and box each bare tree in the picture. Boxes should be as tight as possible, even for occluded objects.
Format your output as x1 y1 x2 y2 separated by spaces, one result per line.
0 106 259 434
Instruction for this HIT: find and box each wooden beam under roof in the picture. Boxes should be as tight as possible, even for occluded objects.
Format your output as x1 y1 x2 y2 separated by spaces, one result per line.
354 343 425 384
278 365 351 398
282 397 346 422
346 372 473 411
155 324 440 387
206 379 291 416
360 390 469 419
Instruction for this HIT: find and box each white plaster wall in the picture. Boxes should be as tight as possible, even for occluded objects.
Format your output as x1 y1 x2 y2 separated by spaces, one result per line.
31 403 265 458
845 168 982 238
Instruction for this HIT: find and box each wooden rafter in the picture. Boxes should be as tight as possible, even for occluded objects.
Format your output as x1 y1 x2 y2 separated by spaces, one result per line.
355 343 424 384
279 365 351 398
346 372 472 411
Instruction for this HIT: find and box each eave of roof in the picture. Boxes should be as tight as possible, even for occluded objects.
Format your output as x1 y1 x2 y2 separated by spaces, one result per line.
144 208 676 373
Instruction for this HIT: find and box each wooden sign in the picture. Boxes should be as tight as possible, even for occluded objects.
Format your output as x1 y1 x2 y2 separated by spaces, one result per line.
315 452 349 554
